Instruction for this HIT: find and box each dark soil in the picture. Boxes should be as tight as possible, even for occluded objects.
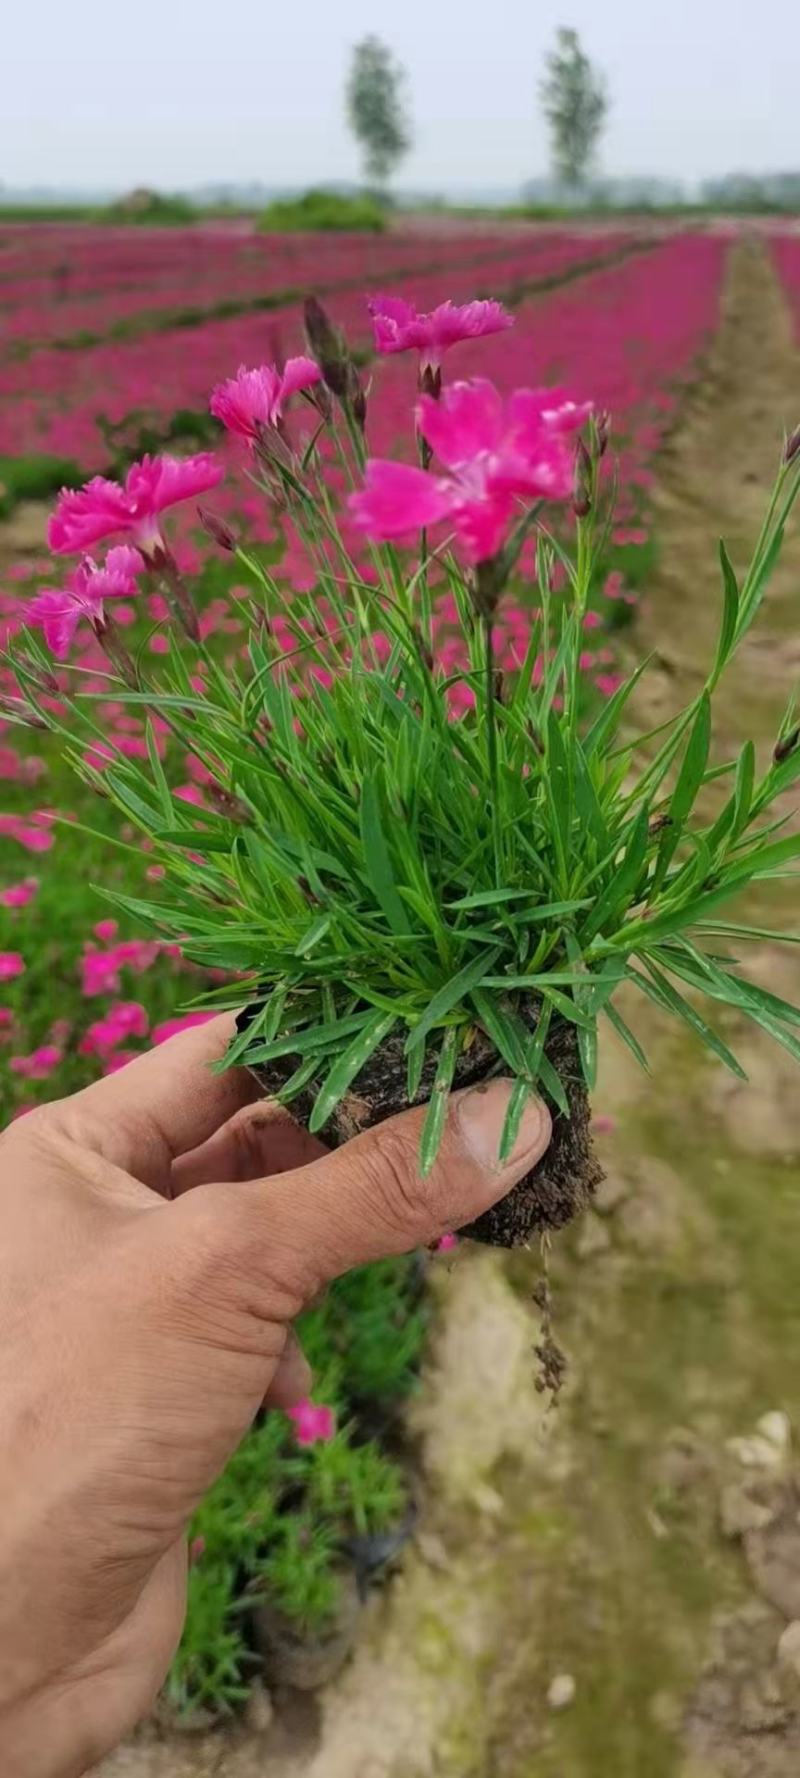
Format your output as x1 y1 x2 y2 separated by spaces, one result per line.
240 1008 602 1250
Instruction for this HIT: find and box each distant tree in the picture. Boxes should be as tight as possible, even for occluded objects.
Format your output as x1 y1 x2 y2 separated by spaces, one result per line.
346 36 411 195
540 28 608 194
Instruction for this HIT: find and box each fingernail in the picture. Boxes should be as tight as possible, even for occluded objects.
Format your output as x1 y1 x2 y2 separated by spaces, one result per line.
456 1077 549 1172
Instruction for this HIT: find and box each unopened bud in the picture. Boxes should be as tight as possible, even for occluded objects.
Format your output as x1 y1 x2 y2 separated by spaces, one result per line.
784 424 800 466
198 507 237 552
472 555 507 618
0 694 47 730
573 438 592 519
304 297 351 400
419 363 442 401
596 411 612 457
206 783 249 822
774 724 800 763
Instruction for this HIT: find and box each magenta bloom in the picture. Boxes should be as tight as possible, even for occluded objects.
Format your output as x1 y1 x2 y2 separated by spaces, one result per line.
29 546 144 658
210 358 321 445
0 952 25 981
368 295 513 371
286 1399 336 1446
48 453 223 556
350 378 591 564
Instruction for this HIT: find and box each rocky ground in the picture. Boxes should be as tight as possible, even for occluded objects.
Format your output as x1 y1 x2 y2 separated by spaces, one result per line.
87 237 800 1776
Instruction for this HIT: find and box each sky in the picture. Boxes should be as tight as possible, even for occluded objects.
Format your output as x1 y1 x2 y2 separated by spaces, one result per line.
3 0 798 194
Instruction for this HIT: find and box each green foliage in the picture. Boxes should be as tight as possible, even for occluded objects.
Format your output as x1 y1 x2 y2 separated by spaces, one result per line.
258 187 387 234
101 189 196 226
0 452 83 518
346 35 412 191
166 1258 424 1716
540 28 609 191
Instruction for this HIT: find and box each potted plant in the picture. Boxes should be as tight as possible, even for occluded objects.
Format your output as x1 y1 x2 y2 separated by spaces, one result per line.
11 297 800 1249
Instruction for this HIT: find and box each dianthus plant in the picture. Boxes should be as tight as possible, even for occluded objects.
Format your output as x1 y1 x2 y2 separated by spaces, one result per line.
11 296 800 1180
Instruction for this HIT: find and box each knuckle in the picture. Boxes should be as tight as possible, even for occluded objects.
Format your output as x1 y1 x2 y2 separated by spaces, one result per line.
358 1119 441 1235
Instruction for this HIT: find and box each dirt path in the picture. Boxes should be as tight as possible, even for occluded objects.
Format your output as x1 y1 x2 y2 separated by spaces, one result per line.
97 239 800 1778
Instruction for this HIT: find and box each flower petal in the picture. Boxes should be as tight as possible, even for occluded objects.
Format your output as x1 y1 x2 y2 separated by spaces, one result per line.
417 379 504 469
349 460 454 541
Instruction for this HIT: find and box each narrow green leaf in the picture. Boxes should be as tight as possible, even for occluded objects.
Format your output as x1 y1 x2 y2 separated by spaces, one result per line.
419 1028 461 1175
405 946 502 1055
359 774 411 935
713 541 739 682
582 805 651 942
407 1039 426 1103
577 1016 598 1089
632 961 747 1079
309 1010 397 1134
538 1053 570 1116
604 1000 649 1070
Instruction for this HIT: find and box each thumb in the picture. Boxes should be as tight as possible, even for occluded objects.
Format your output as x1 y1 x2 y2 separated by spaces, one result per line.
232 1076 551 1298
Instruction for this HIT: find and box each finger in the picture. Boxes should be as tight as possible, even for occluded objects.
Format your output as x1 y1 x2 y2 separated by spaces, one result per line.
46 1014 258 1189
262 1328 313 1409
232 1076 551 1298
171 1102 327 1195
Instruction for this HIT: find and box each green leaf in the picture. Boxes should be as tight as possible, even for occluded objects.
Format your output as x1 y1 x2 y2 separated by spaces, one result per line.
405 947 502 1055
604 1001 649 1070
359 774 411 935
419 1028 461 1176
538 1053 570 1116
309 1010 397 1134
576 1016 598 1089
498 1074 536 1164
471 989 529 1072
581 805 651 942
632 961 747 1079
145 719 174 822
654 691 711 886
713 541 739 683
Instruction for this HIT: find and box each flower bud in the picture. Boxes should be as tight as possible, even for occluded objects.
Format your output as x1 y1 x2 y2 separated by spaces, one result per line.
784 424 800 466
596 411 612 457
304 297 351 400
472 555 507 618
773 724 800 764
573 438 592 519
0 694 47 730
198 507 237 552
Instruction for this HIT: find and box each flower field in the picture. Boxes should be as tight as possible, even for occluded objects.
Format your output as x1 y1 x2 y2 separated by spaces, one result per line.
6 217 793 1730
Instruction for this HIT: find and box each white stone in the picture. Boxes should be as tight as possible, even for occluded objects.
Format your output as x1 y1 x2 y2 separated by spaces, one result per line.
547 1673 576 1710
725 1435 785 1470
777 1620 800 1679
756 1411 791 1455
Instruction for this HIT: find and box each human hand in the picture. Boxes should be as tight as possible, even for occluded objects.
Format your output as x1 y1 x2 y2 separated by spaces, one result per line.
0 1015 550 1777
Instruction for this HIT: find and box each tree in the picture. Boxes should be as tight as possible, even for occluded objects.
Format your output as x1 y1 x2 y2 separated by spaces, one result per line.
540 28 608 194
346 36 411 194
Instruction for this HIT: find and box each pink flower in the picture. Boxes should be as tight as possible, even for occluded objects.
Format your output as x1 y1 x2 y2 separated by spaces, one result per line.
0 878 38 909
593 1113 616 1135
368 295 513 370
350 379 590 565
48 453 223 556
286 1399 336 1446
93 919 118 941
436 1232 458 1253
210 358 321 445
151 1011 213 1045
29 546 144 658
10 1044 62 1079
0 952 25 981
79 1001 149 1057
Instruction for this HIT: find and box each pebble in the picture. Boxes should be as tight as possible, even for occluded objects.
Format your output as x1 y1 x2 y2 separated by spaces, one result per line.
243 1680 274 1734
777 1619 800 1680
547 1673 576 1710
470 1482 505 1518
719 1481 776 1538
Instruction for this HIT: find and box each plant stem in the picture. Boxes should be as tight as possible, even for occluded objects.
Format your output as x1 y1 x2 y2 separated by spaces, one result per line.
484 613 503 888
